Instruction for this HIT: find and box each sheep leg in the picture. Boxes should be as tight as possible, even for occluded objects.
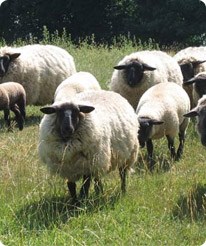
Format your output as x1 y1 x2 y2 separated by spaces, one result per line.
10 104 24 130
146 139 153 158
3 108 10 128
146 139 156 167
94 178 103 195
67 181 78 204
79 175 91 199
166 135 176 159
17 98 26 119
119 166 127 194
176 130 185 161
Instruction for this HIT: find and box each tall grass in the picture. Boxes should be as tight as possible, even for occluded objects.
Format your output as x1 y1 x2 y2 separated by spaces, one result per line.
0 31 206 246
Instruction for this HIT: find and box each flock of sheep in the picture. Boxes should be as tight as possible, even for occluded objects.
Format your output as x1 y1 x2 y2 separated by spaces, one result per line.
0 43 206 204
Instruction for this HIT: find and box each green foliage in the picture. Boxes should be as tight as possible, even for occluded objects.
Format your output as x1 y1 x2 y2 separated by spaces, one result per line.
0 0 206 46
0 38 206 245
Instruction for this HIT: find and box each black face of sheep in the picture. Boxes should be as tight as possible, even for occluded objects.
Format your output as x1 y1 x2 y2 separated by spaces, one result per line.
0 53 21 77
40 103 95 141
138 117 164 148
180 60 206 82
184 106 206 147
114 61 156 87
184 73 206 99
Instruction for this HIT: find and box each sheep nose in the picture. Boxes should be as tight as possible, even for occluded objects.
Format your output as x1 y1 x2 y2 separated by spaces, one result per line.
61 126 74 140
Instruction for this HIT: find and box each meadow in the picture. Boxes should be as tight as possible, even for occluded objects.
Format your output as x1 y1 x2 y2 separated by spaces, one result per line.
0 32 206 246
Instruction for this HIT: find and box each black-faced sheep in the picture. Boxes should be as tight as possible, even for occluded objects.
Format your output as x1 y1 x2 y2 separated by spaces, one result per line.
184 95 206 147
109 50 183 109
184 72 206 106
174 46 206 107
0 44 76 105
38 90 139 203
136 82 190 163
54 71 101 102
0 82 26 130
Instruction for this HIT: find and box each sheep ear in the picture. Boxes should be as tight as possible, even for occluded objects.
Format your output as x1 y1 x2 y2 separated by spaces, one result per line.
142 63 156 71
192 60 206 68
149 119 164 125
9 53 21 61
78 105 95 113
184 77 197 85
184 109 199 118
40 106 57 114
114 65 127 70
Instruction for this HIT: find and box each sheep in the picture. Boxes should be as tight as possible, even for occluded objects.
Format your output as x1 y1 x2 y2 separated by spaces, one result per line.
38 90 139 203
136 82 190 164
184 95 206 147
0 44 76 105
173 46 206 107
0 82 26 130
109 50 183 110
183 72 206 106
54 71 101 102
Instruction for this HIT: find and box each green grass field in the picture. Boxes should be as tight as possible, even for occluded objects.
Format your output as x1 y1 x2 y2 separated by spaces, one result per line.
0 35 206 246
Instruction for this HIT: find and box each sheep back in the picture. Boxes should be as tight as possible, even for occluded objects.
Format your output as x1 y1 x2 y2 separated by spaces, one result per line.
38 90 139 182
0 45 76 105
109 50 183 109
54 71 101 102
0 82 26 106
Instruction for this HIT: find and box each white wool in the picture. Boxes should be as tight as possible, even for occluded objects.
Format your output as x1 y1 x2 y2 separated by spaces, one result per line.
136 82 190 139
0 45 76 105
54 71 101 102
38 90 139 182
109 50 183 109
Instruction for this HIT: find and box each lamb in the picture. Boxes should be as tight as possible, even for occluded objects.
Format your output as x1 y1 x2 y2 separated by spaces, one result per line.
0 82 26 130
0 44 76 105
109 50 183 110
183 72 206 106
38 90 139 203
54 71 101 102
184 95 206 147
173 46 206 107
136 82 190 164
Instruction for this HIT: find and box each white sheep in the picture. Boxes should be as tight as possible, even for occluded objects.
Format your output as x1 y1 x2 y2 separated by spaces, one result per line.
183 72 206 106
174 46 206 107
0 44 76 105
184 95 206 147
54 71 101 102
38 90 139 203
136 82 190 164
109 50 183 109
0 82 26 130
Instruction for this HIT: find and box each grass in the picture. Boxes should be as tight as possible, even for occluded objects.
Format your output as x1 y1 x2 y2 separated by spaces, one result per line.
0 35 206 245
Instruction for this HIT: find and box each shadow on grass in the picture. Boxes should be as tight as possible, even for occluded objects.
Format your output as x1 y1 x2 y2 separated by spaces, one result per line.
16 191 120 230
137 151 174 174
0 114 41 132
24 115 42 127
172 183 206 221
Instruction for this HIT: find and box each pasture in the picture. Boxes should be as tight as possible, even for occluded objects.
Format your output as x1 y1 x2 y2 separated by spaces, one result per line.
0 34 206 246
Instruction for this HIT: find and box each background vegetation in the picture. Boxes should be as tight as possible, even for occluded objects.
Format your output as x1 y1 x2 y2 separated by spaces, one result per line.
0 0 206 46
0 34 205 245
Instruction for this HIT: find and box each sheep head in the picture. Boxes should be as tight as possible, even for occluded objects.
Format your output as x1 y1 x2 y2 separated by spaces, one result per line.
114 61 156 87
184 73 206 99
40 102 95 141
184 104 206 147
138 117 164 148
180 60 206 82
0 53 21 77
